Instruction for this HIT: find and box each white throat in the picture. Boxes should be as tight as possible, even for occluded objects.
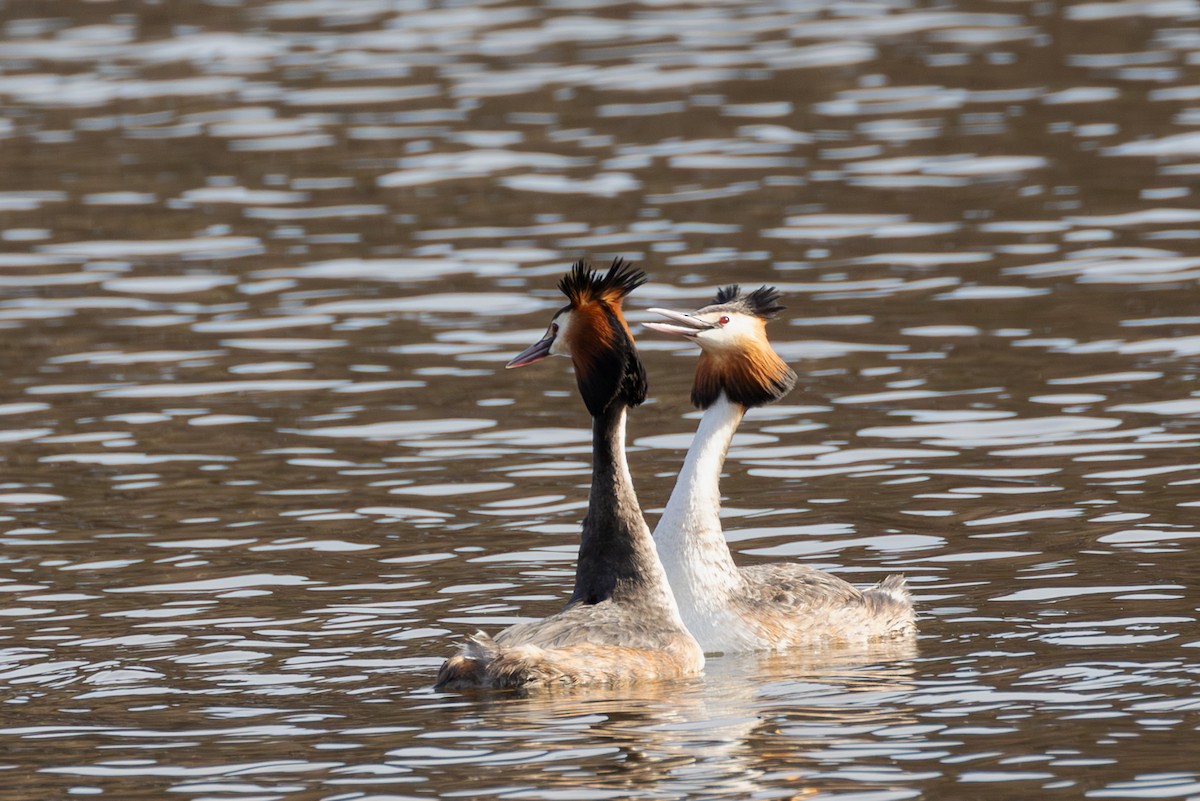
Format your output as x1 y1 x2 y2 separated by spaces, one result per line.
653 394 744 611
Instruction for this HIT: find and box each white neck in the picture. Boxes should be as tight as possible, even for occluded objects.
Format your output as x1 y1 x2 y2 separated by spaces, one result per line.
654 394 744 597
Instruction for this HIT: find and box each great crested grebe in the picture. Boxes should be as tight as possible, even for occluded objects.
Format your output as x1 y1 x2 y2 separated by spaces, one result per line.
644 285 916 653
435 258 704 689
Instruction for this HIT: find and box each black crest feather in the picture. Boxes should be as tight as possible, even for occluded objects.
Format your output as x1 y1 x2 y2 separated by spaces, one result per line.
712 284 740 305
558 257 647 308
706 284 786 319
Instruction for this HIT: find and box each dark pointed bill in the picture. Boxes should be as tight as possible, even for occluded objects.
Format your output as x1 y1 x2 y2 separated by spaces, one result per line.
505 333 555 368
644 307 714 338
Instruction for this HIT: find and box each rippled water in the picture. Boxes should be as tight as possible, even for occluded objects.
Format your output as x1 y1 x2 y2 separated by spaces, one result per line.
3 0 1200 798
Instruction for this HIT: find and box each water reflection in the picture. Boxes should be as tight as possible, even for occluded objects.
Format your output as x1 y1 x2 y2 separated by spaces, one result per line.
438 645 920 798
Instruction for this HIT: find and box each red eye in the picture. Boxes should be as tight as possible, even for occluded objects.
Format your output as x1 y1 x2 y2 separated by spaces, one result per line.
550 323 559 335
718 316 731 326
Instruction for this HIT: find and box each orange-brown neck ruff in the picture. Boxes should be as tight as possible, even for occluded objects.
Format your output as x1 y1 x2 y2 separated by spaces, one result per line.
693 334 796 409
566 300 616 376
569 299 646 416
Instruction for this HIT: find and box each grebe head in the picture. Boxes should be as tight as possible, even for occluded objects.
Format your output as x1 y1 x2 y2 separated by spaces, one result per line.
506 257 648 416
645 285 797 409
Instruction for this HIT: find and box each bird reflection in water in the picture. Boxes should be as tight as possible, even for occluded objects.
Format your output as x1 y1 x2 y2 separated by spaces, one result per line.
430 641 919 799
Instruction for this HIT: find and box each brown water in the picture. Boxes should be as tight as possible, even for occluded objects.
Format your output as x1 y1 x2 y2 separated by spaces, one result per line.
2 0 1200 798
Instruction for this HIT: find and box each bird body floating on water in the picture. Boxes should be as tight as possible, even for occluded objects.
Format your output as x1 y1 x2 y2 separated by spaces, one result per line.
435 259 704 689
646 285 917 654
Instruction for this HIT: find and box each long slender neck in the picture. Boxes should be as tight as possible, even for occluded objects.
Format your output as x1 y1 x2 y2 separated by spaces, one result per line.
571 403 670 605
654 394 744 583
